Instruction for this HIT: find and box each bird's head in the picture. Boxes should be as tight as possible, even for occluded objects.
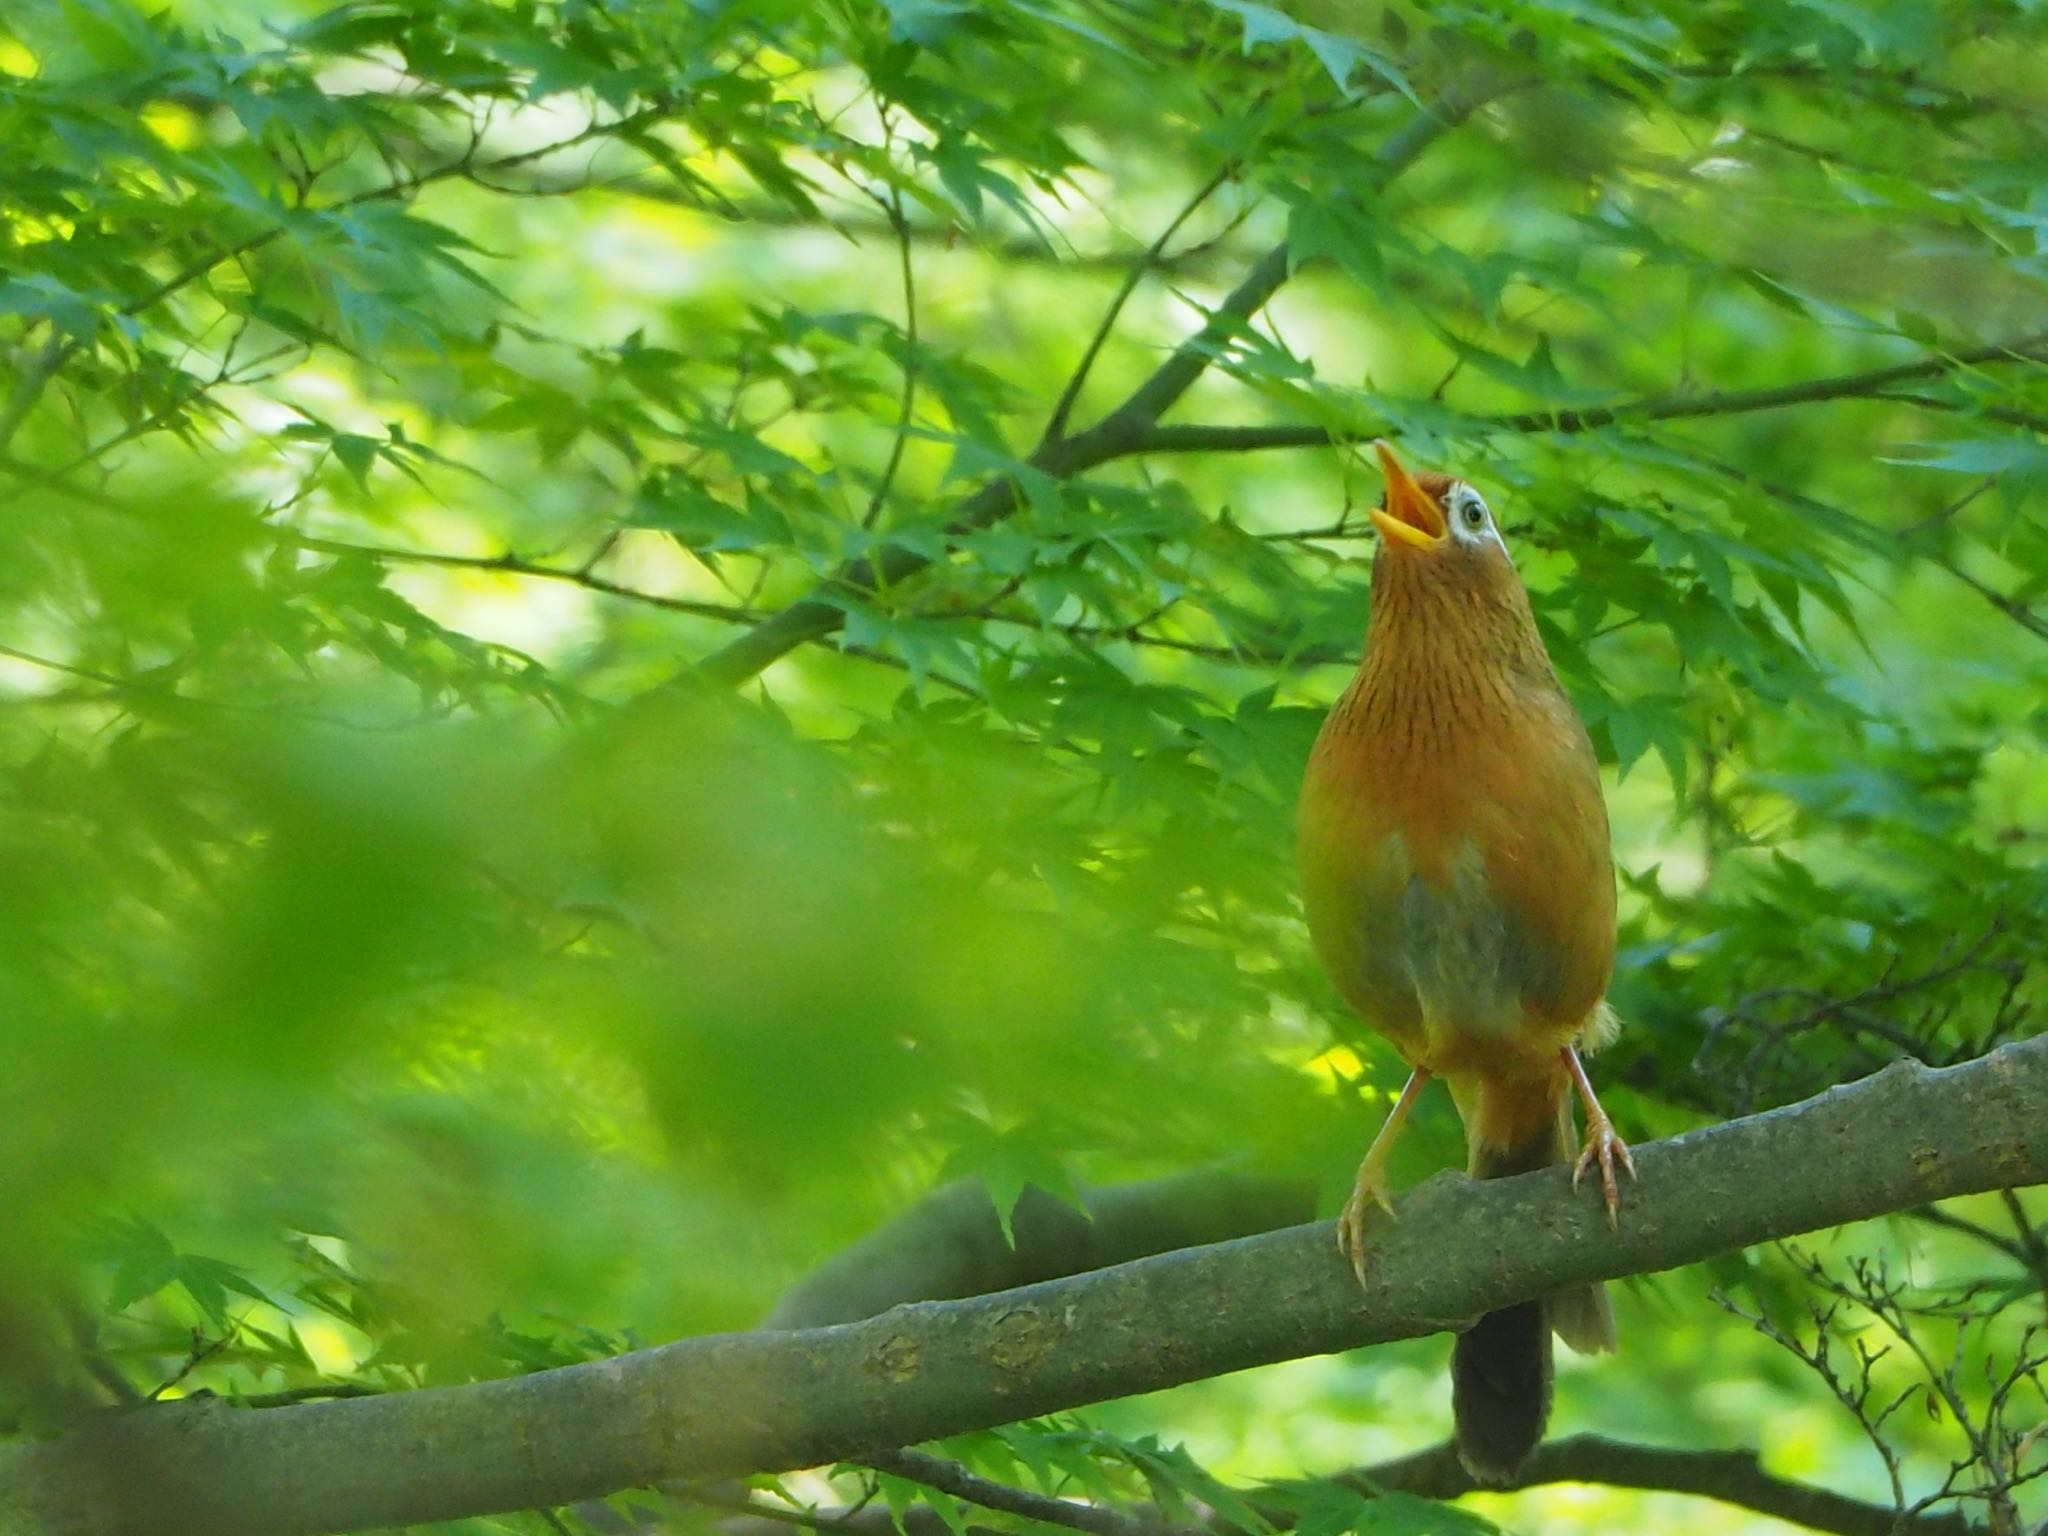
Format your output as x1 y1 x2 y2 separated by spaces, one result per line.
1368 439 1512 577
1364 440 1542 669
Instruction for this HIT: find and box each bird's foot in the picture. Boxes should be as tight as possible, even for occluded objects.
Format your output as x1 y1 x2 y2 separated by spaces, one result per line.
1336 1164 1397 1287
1572 1113 1637 1228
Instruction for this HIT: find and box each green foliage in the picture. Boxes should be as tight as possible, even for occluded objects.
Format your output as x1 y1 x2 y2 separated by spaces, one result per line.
2 0 2045 1530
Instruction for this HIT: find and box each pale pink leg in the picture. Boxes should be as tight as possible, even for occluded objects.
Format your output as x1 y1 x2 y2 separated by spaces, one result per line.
1563 1044 1636 1228
1337 1066 1431 1286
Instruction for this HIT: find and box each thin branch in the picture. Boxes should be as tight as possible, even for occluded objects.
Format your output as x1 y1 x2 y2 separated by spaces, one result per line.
1630 438 2046 642
861 165 920 532
235 1384 382 1410
1902 476 1999 537
509 172 1255 274
1348 1435 1981 1536
1041 166 1234 446
0 641 140 694
1122 332 2048 458
1931 558 2048 641
1908 1208 2034 1270
1998 1189 2048 1300
1876 392 2048 438
862 1449 1198 1536
281 533 765 625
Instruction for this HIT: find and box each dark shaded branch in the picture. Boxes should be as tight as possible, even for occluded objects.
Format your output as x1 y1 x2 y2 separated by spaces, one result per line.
7 1040 2046 1536
1353 1435 1980 1536
861 1449 1198 1536
763 1170 1313 1330
1997 1188 2048 1299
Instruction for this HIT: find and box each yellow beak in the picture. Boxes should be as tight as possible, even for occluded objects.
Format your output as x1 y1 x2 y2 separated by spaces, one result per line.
1370 440 1445 551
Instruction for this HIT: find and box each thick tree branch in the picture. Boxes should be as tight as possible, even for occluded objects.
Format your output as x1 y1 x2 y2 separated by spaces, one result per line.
5 1040 2044 1536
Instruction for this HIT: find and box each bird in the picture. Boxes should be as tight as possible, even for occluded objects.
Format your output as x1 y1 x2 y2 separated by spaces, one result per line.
1296 440 1633 1483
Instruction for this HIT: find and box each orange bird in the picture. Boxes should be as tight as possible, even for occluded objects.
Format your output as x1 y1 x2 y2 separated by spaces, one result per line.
1297 441 1632 1481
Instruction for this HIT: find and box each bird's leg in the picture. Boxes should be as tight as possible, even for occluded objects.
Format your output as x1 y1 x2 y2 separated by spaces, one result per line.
1337 1065 1431 1286
1562 1044 1635 1227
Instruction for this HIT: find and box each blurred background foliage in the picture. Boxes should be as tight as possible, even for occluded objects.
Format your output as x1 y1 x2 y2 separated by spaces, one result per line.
1 0 2045 1531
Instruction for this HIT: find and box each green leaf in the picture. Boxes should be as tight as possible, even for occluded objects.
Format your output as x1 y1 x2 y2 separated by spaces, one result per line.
102 1217 179 1314
936 1122 1083 1247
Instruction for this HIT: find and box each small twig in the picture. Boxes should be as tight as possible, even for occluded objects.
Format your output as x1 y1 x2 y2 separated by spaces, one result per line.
1998 1189 2048 1300
1909 1207 2035 1270
281 533 766 624
237 1383 382 1409
860 1448 1201 1536
148 1327 237 1404
1902 475 1999 538
861 150 920 532
1041 165 1234 446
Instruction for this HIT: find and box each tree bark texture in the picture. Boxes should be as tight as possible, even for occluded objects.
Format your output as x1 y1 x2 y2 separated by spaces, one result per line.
4 1040 2044 1536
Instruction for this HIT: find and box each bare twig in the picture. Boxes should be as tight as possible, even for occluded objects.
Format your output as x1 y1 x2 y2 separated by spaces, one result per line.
861 1449 1200 1536
1040 166 1234 446
281 533 766 625
861 123 919 532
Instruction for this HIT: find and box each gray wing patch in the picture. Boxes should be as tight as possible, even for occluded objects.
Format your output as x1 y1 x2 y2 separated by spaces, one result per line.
1376 848 1561 1040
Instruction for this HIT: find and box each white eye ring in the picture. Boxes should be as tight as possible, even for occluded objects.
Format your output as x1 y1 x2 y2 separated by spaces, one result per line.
1454 489 1488 530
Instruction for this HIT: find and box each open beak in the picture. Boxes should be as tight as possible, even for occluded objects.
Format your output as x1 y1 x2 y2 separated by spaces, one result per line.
1370 440 1445 551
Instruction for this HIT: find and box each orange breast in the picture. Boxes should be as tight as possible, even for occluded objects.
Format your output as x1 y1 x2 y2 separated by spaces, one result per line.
1298 656 1614 1080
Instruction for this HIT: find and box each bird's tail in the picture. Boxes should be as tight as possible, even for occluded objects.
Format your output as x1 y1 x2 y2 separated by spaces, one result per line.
1450 1093 1615 1485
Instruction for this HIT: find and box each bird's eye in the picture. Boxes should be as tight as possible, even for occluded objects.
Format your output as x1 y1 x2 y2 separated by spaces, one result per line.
1457 492 1487 530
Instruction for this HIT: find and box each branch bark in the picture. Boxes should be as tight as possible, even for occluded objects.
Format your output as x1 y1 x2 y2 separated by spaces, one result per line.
5 1039 2044 1536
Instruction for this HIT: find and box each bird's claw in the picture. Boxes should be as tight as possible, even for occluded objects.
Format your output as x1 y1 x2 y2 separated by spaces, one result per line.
1336 1173 1397 1287
1572 1117 1637 1229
